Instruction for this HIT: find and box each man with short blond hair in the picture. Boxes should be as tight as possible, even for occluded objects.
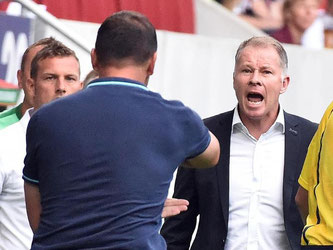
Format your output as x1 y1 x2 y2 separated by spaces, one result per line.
161 36 318 250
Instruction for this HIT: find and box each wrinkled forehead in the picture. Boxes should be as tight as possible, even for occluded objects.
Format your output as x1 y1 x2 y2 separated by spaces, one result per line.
238 45 280 62
236 44 284 70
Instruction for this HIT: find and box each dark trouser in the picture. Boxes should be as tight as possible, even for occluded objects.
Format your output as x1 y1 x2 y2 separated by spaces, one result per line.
301 246 333 250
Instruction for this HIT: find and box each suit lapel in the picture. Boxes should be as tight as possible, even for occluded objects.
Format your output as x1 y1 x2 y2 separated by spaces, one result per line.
283 112 300 212
216 111 233 225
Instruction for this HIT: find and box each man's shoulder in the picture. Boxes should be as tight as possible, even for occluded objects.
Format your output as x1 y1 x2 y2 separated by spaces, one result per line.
284 111 318 142
204 110 234 125
284 111 318 129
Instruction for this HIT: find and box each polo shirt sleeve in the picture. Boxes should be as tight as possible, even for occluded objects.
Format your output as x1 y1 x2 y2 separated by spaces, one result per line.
22 113 40 186
181 108 211 159
298 101 333 190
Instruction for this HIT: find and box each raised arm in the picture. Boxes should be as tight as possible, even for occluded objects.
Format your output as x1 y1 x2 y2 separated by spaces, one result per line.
183 131 220 168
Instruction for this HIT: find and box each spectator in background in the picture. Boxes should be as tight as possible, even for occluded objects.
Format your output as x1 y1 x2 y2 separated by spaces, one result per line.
322 0 333 29
312 0 333 48
0 38 56 130
271 0 320 46
216 0 284 33
296 101 333 248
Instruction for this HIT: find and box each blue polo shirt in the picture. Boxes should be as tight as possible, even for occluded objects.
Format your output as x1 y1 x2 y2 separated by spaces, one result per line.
23 77 210 249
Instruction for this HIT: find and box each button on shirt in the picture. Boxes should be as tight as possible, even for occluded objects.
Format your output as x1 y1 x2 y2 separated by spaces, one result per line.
225 106 291 250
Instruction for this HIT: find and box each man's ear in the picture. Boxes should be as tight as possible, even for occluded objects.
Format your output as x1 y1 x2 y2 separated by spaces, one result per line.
26 77 35 98
91 49 98 71
147 52 157 76
280 76 290 94
17 70 23 89
232 72 236 90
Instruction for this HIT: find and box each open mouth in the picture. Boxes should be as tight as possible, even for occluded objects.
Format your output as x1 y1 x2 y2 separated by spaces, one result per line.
247 92 263 104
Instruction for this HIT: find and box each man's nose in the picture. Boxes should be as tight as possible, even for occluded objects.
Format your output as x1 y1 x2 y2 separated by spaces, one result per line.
55 79 66 94
249 71 262 86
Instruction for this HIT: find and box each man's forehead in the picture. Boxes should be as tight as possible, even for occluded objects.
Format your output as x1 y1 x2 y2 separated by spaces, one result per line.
242 44 277 54
239 45 280 62
38 56 80 74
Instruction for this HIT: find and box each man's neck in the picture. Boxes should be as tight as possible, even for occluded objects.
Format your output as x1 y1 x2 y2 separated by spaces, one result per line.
98 66 149 86
239 112 279 140
21 101 32 118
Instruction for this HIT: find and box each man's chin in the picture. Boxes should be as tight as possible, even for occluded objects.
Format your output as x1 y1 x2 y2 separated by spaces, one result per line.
241 104 264 117
243 109 265 121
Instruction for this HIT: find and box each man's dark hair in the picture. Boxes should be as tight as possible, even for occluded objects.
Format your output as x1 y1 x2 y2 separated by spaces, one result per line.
30 40 80 79
20 37 57 72
95 10 157 67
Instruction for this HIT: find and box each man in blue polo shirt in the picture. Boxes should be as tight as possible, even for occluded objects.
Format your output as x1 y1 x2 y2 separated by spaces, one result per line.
23 10 220 249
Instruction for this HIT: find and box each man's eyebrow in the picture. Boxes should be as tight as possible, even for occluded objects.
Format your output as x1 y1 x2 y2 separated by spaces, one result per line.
65 74 79 77
41 72 57 76
261 65 274 69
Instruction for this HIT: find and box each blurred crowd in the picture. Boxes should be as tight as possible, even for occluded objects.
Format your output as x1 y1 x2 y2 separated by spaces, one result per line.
215 0 333 49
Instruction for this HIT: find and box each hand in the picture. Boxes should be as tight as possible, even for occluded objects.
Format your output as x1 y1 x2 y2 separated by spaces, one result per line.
162 198 189 218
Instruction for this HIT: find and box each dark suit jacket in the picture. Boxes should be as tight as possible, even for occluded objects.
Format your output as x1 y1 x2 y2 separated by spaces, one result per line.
161 110 318 250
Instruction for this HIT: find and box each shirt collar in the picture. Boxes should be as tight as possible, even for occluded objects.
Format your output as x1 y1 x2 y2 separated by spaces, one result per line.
20 107 33 132
232 105 285 135
87 77 148 91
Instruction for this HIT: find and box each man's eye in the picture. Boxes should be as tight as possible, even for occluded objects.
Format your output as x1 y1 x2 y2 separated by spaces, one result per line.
263 70 272 74
45 76 54 80
242 69 251 73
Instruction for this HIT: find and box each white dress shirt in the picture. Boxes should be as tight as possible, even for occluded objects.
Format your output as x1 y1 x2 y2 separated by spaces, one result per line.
225 106 291 250
0 109 32 250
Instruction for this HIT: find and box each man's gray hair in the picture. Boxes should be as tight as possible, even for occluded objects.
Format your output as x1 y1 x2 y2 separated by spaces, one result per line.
235 36 288 75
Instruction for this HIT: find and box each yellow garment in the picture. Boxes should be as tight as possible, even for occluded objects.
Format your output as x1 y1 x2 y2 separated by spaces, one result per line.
298 101 333 245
